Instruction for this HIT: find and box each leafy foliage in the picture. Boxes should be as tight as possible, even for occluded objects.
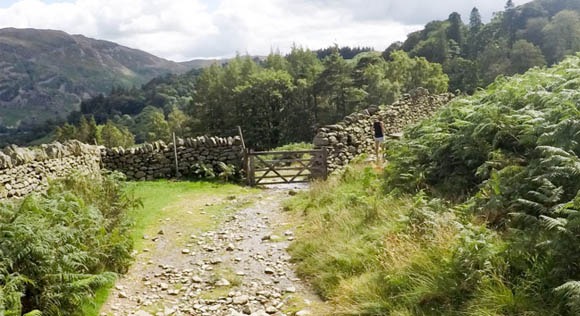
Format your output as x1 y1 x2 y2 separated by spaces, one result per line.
397 0 580 93
380 54 580 313
289 54 580 315
190 49 447 150
0 172 138 315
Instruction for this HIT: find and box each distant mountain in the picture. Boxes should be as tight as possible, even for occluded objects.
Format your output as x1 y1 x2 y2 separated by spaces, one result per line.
0 28 191 128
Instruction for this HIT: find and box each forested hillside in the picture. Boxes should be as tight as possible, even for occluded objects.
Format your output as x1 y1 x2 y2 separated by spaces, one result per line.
393 0 580 93
0 28 196 146
56 48 448 149
48 0 580 151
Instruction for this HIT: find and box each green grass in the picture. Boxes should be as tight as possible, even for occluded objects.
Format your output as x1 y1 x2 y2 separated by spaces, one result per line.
126 180 255 251
82 180 257 316
81 282 114 316
285 164 546 315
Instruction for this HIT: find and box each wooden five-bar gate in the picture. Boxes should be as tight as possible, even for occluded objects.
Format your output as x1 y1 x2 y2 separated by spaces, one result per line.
245 148 327 186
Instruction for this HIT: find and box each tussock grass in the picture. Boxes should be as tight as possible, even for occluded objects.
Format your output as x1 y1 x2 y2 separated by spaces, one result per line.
287 163 558 315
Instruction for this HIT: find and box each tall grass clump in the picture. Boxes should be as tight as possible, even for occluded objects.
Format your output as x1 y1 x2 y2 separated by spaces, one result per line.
289 54 580 315
288 165 518 315
0 172 139 315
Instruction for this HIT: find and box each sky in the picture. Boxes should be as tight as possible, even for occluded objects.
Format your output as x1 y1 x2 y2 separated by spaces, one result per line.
0 0 534 61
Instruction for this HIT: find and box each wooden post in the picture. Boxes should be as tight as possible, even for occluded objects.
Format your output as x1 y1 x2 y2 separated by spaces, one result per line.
237 126 246 150
322 147 328 180
248 149 255 186
243 148 249 181
173 132 180 178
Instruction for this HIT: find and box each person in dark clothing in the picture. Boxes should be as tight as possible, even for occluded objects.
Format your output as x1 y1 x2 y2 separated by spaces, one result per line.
373 117 385 163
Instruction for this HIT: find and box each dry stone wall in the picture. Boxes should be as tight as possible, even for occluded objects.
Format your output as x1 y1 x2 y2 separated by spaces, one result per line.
0 90 451 197
102 136 244 181
0 134 244 198
313 90 454 172
0 140 101 199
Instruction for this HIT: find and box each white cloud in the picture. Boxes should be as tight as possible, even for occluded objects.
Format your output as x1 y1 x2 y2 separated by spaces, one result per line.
0 0 533 61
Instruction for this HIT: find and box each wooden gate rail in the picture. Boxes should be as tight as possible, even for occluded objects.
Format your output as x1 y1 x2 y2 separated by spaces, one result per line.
245 148 327 186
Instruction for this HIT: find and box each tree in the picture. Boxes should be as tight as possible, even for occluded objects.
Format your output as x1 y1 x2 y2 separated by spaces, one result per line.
469 7 483 33
99 120 134 148
54 123 77 142
387 51 448 94
189 63 224 134
505 0 514 10
264 52 289 71
542 10 580 64
411 29 449 64
478 41 512 84
135 106 170 143
352 52 394 105
286 45 323 83
285 45 323 139
503 0 517 46
406 54 449 93
88 115 99 144
509 40 546 74
444 57 480 94
77 115 90 143
315 51 363 123
234 69 296 148
382 41 403 60
519 17 549 47
447 12 464 47
167 106 188 137
467 7 484 59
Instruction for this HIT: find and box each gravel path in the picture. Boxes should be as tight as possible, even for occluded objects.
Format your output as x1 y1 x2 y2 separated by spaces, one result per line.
101 185 320 316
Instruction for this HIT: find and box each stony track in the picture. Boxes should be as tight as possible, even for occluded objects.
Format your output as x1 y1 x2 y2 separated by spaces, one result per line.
101 185 320 316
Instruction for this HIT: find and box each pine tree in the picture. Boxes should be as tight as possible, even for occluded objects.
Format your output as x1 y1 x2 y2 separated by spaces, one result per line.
77 115 90 143
447 12 464 47
505 0 514 10
469 7 482 32
503 0 517 45
467 7 484 59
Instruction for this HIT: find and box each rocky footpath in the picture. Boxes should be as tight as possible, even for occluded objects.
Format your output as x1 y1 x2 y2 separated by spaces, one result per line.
102 187 319 316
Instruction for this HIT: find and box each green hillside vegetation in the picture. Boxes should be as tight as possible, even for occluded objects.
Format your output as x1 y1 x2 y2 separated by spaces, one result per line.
0 172 139 316
56 48 447 149
287 54 580 315
393 0 580 93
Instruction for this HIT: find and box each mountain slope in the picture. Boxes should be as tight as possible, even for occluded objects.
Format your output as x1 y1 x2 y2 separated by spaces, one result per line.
0 28 190 128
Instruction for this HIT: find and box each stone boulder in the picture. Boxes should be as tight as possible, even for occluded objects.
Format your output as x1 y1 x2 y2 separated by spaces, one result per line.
0 151 12 169
44 142 66 159
3 145 35 165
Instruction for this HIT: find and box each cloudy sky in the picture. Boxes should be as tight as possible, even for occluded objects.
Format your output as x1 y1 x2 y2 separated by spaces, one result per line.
0 0 533 61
